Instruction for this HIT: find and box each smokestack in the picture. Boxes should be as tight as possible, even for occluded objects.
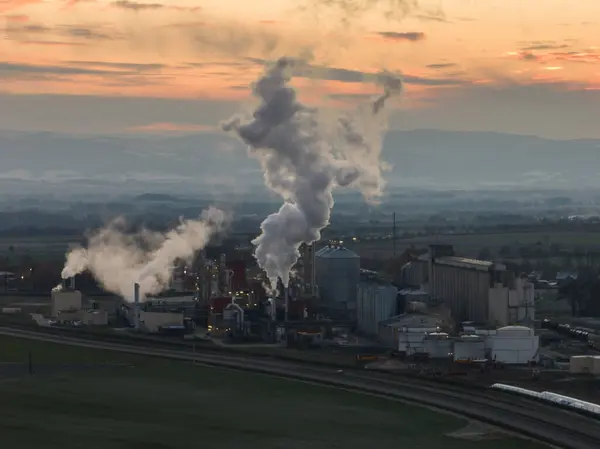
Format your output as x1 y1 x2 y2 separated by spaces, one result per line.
61 278 68 289
311 243 316 296
69 276 75 290
133 282 140 331
284 287 289 322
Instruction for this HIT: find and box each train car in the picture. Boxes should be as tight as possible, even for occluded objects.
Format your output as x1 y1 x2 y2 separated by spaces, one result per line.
489 383 541 399
588 332 600 350
491 383 600 418
540 391 600 416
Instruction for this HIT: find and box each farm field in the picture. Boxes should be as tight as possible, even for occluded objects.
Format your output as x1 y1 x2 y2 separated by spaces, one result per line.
0 335 549 449
0 235 80 260
347 231 600 258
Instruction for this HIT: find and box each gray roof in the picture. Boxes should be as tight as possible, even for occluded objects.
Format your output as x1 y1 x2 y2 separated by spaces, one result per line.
316 246 359 259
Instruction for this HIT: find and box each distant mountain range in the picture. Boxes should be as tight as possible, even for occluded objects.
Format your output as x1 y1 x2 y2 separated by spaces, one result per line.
0 129 599 195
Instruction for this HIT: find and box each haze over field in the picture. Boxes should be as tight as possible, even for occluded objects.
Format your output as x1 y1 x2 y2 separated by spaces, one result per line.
1 130 600 195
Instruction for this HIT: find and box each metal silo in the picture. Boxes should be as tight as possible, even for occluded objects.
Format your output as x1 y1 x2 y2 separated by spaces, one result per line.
314 245 333 294
315 245 360 317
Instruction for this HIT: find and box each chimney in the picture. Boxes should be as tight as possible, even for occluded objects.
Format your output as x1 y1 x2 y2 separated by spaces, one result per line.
133 282 141 331
69 276 75 290
61 278 68 289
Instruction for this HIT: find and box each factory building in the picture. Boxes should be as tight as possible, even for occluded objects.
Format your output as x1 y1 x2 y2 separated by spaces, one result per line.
139 310 184 333
315 245 360 319
51 285 82 318
488 277 535 327
378 313 444 350
400 244 534 327
55 309 108 326
356 272 399 336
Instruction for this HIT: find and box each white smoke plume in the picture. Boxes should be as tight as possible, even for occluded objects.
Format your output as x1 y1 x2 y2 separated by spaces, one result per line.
222 57 401 291
60 207 227 302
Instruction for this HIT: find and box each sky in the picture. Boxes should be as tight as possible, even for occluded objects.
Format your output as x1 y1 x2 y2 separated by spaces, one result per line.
0 0 599 139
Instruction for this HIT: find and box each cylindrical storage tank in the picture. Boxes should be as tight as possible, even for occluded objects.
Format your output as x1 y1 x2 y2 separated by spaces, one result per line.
314 246 333 298
424 333 452 358
357 282 398 335
453 335 485 361
315 246 360 310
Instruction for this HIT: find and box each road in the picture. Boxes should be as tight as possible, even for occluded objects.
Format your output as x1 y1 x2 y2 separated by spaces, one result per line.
1 326 599 449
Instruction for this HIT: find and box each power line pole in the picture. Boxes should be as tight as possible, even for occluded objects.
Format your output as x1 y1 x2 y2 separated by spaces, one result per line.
392 212 397 258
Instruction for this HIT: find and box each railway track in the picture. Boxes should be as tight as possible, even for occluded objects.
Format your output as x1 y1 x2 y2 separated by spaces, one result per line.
1 326 599 449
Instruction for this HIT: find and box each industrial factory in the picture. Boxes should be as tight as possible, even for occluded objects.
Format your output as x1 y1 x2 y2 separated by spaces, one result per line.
18 236 600 379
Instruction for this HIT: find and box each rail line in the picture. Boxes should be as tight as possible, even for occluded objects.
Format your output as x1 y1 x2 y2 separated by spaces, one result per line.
1 326 599 449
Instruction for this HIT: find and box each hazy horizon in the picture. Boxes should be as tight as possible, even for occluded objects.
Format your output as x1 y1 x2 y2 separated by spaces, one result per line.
1 1 599 196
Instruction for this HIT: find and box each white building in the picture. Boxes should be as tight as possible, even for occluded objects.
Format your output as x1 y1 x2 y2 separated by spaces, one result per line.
488 277 535 327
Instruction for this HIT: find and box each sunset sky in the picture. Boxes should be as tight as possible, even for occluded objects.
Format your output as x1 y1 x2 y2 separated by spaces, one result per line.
1 0 599 138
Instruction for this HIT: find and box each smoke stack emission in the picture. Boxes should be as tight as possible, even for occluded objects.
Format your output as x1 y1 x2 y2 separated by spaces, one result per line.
222 59 401 291
134 282 141 330
59 207 227 303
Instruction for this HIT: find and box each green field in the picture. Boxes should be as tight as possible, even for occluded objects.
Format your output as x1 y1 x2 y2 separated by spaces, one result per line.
0 336 548 449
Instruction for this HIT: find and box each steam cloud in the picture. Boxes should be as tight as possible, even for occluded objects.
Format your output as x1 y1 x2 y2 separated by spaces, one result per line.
222 57 401 291
60 207 226 302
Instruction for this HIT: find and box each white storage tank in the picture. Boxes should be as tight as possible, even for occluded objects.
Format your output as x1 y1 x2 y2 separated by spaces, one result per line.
490 325 539 365
315 245 360 311
453 335 485 362
424 332 452 359
356 282 398 335
397 327 437 354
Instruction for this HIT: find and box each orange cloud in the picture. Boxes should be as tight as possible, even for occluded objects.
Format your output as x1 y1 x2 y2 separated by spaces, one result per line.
112 1 201 12
4 13 29 21
0 0 41 13
125 122 217 133
376 31 426 42
19 40 87 46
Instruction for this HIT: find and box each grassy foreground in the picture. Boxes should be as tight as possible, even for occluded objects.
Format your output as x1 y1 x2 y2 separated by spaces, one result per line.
0 336 548 449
